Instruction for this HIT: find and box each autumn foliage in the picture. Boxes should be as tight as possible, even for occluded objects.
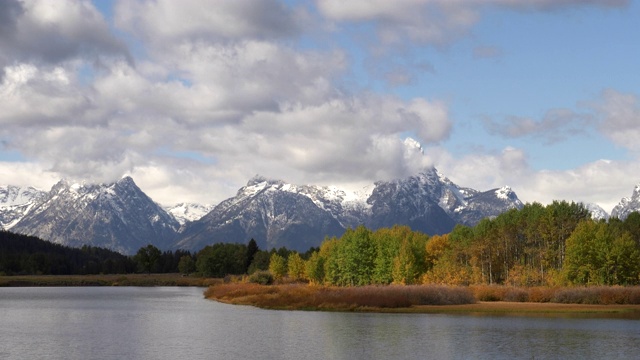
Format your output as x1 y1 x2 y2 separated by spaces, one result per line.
292 202 640 287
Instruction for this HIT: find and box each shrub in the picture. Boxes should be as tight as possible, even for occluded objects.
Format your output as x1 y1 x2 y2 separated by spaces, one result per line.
248 271 274 285
471 285 507 301
503 287 528 302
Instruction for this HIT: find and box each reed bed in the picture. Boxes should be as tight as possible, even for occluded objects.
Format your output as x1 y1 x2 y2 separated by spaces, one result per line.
470 285 640 305
205 283 475 310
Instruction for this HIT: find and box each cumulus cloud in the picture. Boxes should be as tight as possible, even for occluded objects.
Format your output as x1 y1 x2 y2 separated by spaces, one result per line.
0 64 94 127
0 0 634 210
431 145 637 212
0 161 59 190
0 0 131 69
115 0 302 45
594 89 640 152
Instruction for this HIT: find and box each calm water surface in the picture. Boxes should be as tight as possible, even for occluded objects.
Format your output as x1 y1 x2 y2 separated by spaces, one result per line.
1 287 640 359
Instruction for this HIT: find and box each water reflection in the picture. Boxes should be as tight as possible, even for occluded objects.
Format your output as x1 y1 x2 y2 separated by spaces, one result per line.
1 287 640 360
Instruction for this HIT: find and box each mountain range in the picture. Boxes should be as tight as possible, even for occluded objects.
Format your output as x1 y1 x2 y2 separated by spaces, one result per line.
2 167 639 254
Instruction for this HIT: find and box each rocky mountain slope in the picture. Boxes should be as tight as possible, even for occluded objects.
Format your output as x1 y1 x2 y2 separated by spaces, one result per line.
10 177 180 254
174 176 347 252
5 167 528 253
611 184 640 220
174 168 524 252
0 185 47 230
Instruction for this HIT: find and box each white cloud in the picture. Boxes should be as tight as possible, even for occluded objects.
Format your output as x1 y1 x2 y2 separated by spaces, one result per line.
595 89 640 152
0 0 130 68
115 0 302 44
431 145 638 213
0 64 93 126
0 0 634 212
0 161 59 191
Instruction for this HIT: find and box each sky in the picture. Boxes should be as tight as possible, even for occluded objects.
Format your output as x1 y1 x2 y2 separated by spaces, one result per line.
0 0 639 212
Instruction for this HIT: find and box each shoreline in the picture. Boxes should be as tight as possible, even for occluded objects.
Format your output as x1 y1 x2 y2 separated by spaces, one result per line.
204 283 640 319
0 274 221 287
5 276 640 318
409 301 640 318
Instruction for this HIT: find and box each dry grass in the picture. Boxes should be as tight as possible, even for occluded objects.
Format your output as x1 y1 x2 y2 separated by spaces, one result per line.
205 283 475 310
414 301 640 318
469 284 640 305
205 283 640 317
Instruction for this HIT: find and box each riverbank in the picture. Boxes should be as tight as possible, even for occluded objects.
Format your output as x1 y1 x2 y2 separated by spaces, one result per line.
204 283 640 318
0 274 221 287
411 301 640 318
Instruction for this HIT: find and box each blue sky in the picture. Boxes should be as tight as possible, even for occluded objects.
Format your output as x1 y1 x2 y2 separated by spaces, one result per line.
0 0 639 212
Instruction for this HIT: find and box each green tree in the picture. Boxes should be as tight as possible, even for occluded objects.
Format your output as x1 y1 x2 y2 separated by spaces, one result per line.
330 226 375 286
134 244 161 274
196 243 247 277
304 251 325 284
563 220 640 285
371 227 402 284
391 230 428 285
245 239 259 272
178 255 196 275
287 252 306 281
248 250 270 274
269 253 287 280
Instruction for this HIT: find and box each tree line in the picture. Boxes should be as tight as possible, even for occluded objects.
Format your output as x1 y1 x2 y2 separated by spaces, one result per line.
4 201 640 287
291 201 640 287
0 231 136 275
0 230 310 278
0 231 194 275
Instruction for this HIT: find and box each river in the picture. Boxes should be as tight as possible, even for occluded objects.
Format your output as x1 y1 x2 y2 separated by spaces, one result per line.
1 287 639 359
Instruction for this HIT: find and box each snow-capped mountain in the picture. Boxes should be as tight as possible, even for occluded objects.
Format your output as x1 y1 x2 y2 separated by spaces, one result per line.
174 168 524 252
174 176 347 252
10 177 180 254
7 168 525 254
165 203 214 225
368 168 523 228
611 184 640 220
584 203 609 221
0 185 47 230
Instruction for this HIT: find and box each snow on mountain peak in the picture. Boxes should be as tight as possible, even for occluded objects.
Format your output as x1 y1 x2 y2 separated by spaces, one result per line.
166 203 213 225
0 185 47 230
496 186 513 200
583 202 609 221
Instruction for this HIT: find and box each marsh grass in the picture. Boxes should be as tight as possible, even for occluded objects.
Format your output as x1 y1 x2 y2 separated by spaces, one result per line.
205 283 475 310
470 285 640 305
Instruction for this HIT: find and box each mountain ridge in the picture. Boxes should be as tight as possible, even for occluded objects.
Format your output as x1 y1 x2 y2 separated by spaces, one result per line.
7 168 637 254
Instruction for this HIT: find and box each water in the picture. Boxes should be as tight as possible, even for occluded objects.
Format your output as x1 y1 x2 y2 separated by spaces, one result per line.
1 287 640 360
